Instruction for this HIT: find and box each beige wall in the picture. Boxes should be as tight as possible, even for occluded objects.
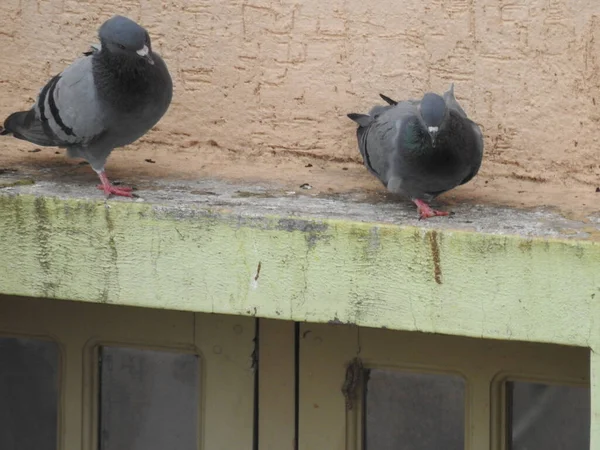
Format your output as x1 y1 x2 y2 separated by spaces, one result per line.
1 0 600 206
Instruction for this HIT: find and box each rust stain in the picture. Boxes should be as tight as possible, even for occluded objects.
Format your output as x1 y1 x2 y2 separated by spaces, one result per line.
428 230 442 285
254 261 262 281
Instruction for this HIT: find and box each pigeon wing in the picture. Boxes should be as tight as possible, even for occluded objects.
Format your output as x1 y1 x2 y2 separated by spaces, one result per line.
38 55 106 146
361 101 416 183
4 54 106 148
459 117 485 185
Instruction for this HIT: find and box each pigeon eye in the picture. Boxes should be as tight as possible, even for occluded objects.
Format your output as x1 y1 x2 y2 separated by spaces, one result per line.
117 44 126 50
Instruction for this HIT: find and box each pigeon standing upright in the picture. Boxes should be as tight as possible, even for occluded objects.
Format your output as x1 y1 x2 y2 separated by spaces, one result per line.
0 15 173 197
347 84 484 219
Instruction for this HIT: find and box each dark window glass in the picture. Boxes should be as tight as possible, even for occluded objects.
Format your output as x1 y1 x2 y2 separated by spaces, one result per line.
364 369 465 450
99 346 199 450
0 337 59 450
507 381 589 450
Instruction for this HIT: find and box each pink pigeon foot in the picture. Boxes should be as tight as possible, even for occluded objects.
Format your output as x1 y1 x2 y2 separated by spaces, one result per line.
96 170 133 198
413 199 450 220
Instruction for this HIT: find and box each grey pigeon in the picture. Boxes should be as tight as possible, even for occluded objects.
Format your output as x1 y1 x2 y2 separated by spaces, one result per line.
347 84 483 219
0 15 173 197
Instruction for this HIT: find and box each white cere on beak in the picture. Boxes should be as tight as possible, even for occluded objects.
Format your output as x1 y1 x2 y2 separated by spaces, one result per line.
427 126 439 147
136 45 150 57
136 45 154 64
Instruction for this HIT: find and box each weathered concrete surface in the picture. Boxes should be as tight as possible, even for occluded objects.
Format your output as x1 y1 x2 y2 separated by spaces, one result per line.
0 176 597 349
1 173 599 239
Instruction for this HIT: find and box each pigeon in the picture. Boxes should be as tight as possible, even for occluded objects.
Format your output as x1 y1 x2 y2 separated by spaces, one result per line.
347 84 483 219
0 15 173 197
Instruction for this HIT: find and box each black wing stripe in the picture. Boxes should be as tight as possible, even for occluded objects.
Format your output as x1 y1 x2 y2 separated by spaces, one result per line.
358 127 380 177
37 75 56 139
47 75 76 137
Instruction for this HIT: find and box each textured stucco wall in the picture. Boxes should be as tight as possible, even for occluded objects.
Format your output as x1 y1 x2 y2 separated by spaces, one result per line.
1 0 600 194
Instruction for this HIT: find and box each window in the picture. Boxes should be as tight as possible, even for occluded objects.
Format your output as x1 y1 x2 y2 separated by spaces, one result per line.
0 336 60 450
98 346 200 450
506 381 589 450
364 369 465 450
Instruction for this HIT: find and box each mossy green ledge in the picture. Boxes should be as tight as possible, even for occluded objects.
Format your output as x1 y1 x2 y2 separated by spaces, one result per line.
0 179 598 348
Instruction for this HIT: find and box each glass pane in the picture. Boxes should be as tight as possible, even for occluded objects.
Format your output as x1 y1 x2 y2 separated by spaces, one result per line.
0 336 59 450
99 346 199 450
364 369 465 450
507 381 590 450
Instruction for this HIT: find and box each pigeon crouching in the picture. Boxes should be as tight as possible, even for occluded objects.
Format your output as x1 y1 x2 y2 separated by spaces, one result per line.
347 84 484 220
1 15 173 198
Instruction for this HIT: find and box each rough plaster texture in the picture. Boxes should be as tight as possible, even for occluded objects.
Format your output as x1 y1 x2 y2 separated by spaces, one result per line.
1 0 599 216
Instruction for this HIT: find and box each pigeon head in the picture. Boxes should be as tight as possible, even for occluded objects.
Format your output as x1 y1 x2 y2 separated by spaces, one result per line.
418 93 447 147
98 15 154 65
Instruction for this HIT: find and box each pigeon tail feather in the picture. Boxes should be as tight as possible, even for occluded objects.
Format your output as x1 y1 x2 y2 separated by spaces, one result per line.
2 110 57 147
379 94 397 105
347 113 372 127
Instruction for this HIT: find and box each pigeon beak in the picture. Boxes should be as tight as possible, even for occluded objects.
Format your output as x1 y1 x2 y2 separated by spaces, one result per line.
428 126 439 147
136 45 154 65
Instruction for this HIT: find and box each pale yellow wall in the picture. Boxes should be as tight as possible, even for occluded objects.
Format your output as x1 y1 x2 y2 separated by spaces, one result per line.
1 0 600 191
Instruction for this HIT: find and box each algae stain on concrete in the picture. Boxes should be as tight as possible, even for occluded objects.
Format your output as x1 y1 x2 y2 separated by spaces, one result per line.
12 195 26 236
0 178 35 188
428 230 442 285
347 224 383 263
33 196 57 297
99 287 110 304
518 239 534 253
33 197 51 273
101 204 120 303
276 218 330 250
104 205 118 261
368 226 381 253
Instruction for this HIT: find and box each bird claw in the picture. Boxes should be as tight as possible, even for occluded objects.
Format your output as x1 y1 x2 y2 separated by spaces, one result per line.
418 208 450 220
96 184 134 198
413 199 450 220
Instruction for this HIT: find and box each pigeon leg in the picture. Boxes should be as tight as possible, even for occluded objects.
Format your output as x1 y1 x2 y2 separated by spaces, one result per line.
95 170 133 197
413 199 449 220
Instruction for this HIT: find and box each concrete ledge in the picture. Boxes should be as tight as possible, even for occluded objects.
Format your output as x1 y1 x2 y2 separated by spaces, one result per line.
0 178 598 347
